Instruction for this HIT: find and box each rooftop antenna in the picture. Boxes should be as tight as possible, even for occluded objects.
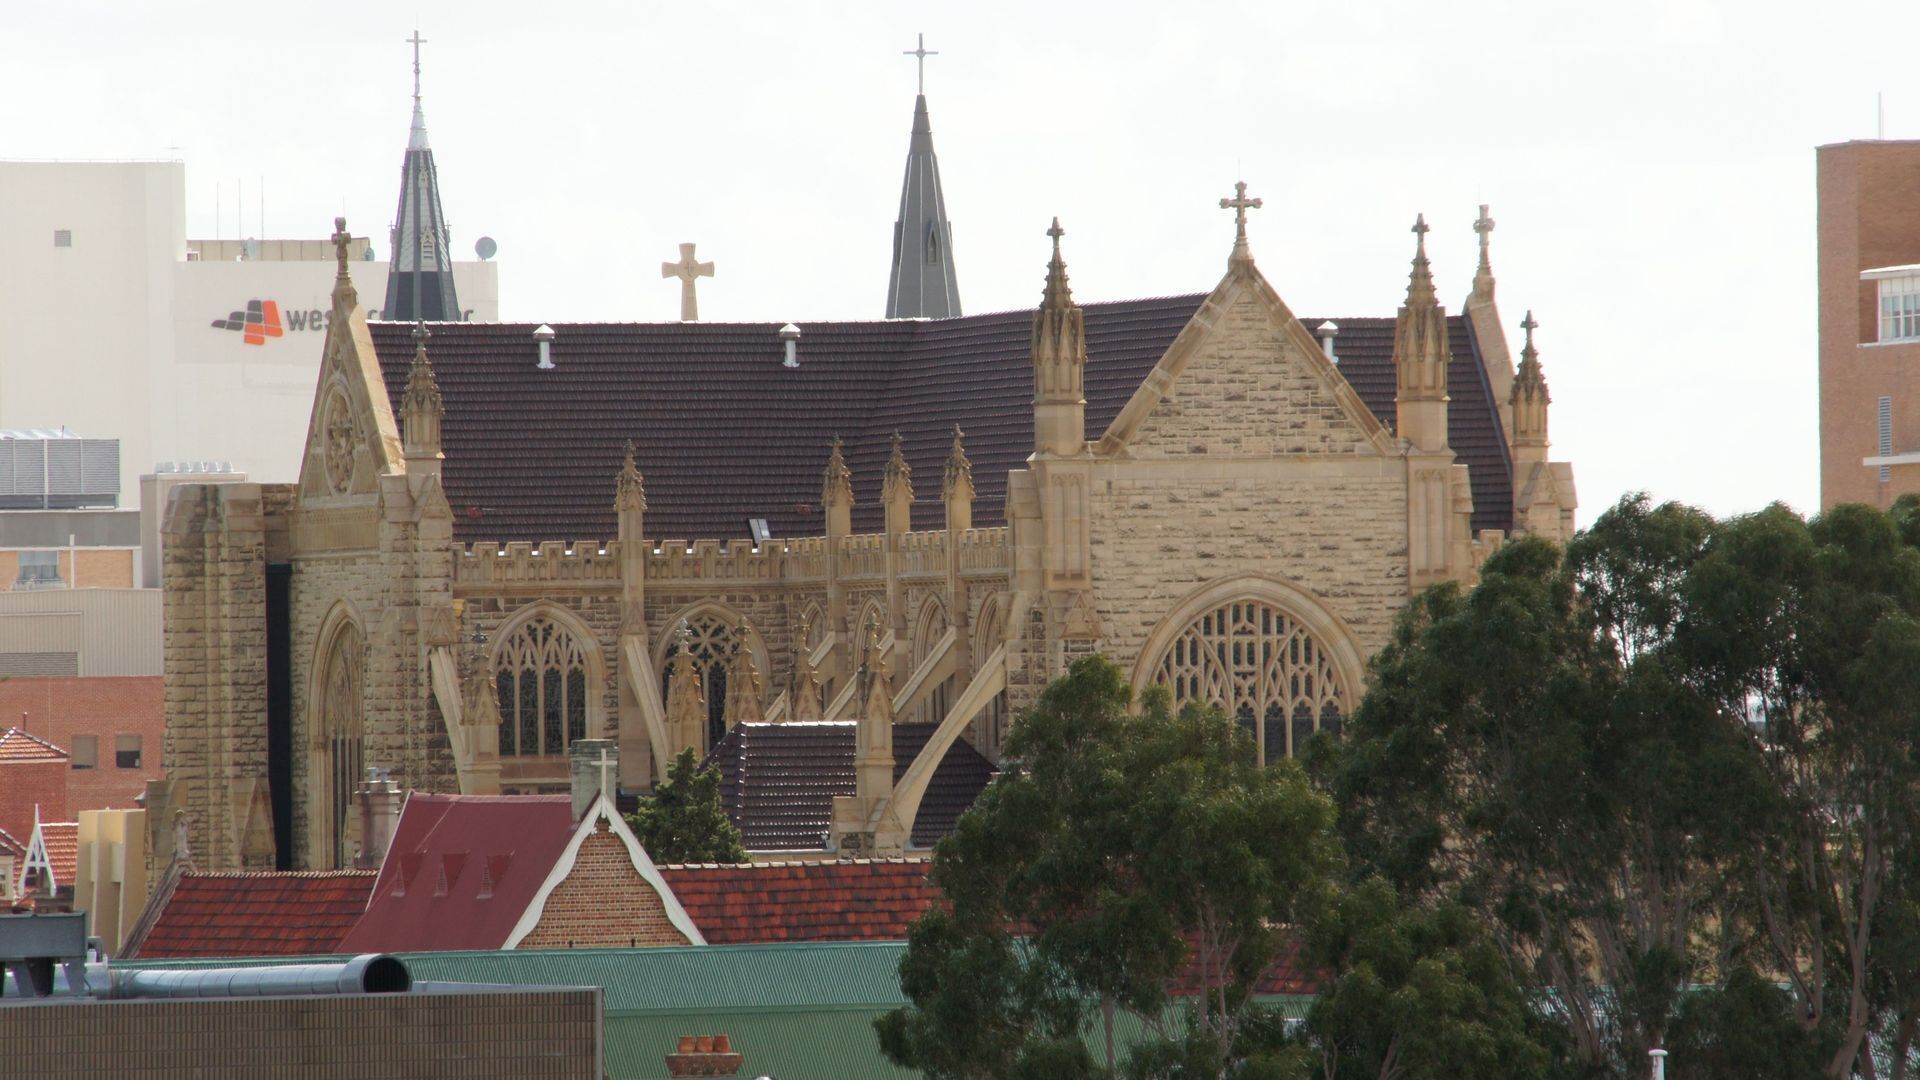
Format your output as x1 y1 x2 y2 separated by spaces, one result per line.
1879 92 1886 140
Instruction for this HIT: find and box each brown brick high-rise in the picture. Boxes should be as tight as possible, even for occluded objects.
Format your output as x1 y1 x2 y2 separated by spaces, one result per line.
1818 140 1920 508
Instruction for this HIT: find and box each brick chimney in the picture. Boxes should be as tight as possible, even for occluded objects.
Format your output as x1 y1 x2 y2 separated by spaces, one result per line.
569 739 618 823
354 768 402 870
665 1034 742 1078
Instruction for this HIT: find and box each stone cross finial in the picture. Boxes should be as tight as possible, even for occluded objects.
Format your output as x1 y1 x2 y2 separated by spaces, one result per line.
1219 181 1262 259
1412 213 1430 239
902 32 938 95
661 243 714 321
1520 310 1539 342
332 217 352 279
595 745 617 800
1046 217 1064 250
1474 204 1495 252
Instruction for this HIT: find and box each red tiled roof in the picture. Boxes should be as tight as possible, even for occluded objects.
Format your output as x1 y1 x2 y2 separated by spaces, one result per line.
0 727 67 762
369 302 1512 544
133 871 377 958
36 821 77 889
0 826 24 858
705 722 996 850
337 793 576 954
658 858 939 944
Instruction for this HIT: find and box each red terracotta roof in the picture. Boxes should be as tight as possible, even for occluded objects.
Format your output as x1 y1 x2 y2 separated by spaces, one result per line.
133 871 377 958
369 303 1513 544
337 793 576 954
707 722 997 850
0 727 67 762
658 858 940 944
36 821 77 890
0 826 23 858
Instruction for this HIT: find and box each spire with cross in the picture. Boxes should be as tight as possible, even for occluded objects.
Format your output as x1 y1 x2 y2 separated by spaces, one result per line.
884 33 961 318
1219 181 1263 263
384 29 460 323
1406 213 1437 308
903 32 938 96
661 243 714 321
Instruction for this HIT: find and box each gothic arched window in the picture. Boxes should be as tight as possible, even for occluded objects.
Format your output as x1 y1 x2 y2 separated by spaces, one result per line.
494 616 592 758
661 613 746 751
316 620 364 869
913 598 951 724
1148 599 1348 765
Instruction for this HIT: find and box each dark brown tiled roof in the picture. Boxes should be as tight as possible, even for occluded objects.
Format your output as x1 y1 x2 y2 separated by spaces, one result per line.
703 722 997 850
371 299 1512 543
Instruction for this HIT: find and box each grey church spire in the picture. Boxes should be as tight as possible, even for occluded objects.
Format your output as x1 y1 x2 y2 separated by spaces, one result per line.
884 34 961 319
385 31 461 323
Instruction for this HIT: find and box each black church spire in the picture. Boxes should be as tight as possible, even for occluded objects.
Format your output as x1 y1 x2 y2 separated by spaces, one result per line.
384 31 461 323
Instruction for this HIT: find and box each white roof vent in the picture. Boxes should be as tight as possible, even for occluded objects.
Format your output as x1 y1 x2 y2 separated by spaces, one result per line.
533 324 556 370
779 323 801 369
1316 321 1339 361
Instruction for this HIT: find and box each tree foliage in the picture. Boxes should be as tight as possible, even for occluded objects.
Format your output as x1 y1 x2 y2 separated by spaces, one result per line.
623 747 747 864
877 656 1343 1078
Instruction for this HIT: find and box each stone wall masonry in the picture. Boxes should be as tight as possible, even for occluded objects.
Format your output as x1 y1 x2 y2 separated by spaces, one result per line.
1126 289 1378 459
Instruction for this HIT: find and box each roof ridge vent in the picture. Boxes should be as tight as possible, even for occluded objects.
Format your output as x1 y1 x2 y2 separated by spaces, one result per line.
533 324 556 370
779 323 801 368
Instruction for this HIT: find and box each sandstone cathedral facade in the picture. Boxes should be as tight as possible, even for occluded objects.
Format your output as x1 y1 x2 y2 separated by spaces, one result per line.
154 69 1577 873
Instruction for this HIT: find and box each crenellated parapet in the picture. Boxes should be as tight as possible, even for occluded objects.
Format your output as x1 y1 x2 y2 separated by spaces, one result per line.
455 541 625 586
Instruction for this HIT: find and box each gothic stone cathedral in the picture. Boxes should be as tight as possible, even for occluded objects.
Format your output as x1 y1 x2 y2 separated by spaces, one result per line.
153 68 1575 872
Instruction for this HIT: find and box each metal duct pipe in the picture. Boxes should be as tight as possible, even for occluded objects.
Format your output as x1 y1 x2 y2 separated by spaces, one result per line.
104 954 410 1000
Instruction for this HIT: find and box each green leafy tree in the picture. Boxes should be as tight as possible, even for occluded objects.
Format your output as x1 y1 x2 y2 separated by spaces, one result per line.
1323 497 1767 1075
1298 876 1555 1080
1678 501 1920 1075
876 655 1343 1079
623 747 747 864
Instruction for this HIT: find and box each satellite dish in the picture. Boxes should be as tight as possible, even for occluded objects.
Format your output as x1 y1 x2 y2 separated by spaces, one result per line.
475 236 497 261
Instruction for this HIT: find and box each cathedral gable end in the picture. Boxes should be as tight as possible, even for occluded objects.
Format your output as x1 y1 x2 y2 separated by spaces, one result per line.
1100 270 1394 459
297 274 405 506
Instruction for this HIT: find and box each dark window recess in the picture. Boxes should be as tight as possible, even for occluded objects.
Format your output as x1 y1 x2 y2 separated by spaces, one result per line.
53 229 72 248
115 734 142 769
266 563 293 870
71 735 97 770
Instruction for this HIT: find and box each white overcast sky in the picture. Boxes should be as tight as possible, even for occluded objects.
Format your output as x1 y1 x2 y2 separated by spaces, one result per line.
6 0 1917 523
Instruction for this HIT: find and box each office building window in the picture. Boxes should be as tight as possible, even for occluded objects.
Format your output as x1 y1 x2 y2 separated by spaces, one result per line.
53 229 72 248
14 551 63 590
1882 276 1920 343
71 735 97 770
115 734 142 769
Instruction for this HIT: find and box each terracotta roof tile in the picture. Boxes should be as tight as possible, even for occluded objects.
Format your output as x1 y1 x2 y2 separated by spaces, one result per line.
134 870 378 958
0 826 23 858
705 722 996 850
0 727 67 763
658 858 939 944
369 302 1511 544
37 821 77 890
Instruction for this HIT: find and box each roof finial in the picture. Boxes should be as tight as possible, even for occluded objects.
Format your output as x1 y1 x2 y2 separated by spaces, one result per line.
409 30 424 102
331 217 352 281
1040 218 1073 310
1219 181 1263 263
903 32 938 95
1520 310 1539 354
1406 213 1436 308
1472 204 1496 300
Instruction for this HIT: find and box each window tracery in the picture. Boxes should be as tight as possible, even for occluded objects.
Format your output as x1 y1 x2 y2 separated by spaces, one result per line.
494 616 592 758
317 621 364 868
660 612 746 751
1148 599 1347 764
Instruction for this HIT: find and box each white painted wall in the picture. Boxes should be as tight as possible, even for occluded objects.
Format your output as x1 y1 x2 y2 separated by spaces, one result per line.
0 161 500 499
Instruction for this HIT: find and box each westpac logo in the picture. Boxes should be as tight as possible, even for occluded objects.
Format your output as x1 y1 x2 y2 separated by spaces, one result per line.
210 299 285 346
